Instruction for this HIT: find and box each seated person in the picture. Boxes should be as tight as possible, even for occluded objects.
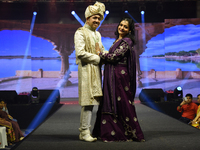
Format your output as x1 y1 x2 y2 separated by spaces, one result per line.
177 93 198 124
0 116 15 145
0 100 17 122
190 94 200 128
0 101 24 144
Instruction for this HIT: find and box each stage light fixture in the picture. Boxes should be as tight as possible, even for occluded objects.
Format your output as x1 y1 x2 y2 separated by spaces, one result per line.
173 86 183 100
105 10 109 15
71 11 75 15
177 86 182 91
141 11 145 15
125 10 128 13
33 12 37 15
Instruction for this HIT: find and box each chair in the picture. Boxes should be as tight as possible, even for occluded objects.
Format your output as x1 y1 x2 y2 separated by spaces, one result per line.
0 127 8 148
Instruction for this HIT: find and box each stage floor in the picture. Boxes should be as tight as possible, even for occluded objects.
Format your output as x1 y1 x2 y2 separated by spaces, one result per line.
11 100 200 150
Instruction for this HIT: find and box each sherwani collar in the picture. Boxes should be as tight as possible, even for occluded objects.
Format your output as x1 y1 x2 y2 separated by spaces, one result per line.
84 23 96 32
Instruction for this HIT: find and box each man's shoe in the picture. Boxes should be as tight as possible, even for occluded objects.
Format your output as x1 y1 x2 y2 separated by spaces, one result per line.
79 129 97 142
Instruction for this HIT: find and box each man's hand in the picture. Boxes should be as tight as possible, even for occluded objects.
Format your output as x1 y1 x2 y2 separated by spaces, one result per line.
95 43 100 55
180 100 187 106
177 100 186 110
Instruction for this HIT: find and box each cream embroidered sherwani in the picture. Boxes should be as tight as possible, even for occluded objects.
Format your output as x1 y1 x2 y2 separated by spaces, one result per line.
74 24 104 106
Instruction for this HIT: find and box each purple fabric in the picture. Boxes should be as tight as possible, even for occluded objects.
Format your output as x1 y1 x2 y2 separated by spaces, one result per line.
102 38 136 115
93 37 144 141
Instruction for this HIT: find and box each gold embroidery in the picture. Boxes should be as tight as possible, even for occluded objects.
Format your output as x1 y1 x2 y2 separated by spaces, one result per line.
125 131 128 136
126 117 129 122
117 96 121 101
121 70 125 74
111 131 115 136
125 86 129 91
102 119 106 124
113 119 117 123
134 117 137 122
132 129 137 138
129 100 131 104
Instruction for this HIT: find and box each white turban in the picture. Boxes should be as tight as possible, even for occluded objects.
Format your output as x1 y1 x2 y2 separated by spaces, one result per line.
85 1 105 21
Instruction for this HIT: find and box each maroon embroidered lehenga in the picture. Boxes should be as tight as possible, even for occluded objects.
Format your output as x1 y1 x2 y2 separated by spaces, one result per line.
92 37 144 142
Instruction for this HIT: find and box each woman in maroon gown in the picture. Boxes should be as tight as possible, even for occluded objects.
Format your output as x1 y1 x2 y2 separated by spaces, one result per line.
93 17 145 142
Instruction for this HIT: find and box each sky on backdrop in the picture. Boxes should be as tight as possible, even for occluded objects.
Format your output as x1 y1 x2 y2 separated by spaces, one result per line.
0 30 59 57
1 24 200 57
141 24 200 56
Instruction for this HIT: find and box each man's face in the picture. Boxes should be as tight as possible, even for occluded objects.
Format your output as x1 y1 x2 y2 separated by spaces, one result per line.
185 96 192 104
86 14 101 30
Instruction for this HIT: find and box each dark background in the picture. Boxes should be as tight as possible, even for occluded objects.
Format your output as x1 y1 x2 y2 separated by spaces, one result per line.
0 1 197 24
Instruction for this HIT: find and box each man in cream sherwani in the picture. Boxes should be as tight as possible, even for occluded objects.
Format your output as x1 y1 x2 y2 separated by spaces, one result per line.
74 2 105 142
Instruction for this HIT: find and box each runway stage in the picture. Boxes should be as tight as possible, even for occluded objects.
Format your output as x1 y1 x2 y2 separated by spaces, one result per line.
11 99 200 150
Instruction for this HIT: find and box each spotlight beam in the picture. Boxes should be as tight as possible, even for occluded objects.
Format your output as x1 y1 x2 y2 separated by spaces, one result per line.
125 11 151 38
16 12 37 93
140 10 149 86
141 11 145 23
25 64 73 135
71 11 84 26
125 10 138 24
96 10 109 31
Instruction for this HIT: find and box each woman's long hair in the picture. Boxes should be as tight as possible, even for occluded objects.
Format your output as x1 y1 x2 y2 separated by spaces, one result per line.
114 17 135 44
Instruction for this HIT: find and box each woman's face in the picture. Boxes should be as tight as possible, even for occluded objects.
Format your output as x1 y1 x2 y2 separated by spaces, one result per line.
118 20 130 38
0 101 5 109
197 95 200 104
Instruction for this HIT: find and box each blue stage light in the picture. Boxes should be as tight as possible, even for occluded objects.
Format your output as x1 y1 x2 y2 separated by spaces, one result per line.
125 10 128 13
105 10 109 15
33 12 37 15
141 11 145 15
96 10 109 31
177 86 182 91
173 86 183 100
71 11 84 26
16 10 37 93
71 11 75 15
25 65 72 135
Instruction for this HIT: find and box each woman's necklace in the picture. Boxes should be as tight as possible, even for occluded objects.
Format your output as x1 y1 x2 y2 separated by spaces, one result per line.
115 38 122 43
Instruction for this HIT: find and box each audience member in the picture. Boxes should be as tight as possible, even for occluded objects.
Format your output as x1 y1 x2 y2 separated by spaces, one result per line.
177 93 198 124
0 100 24 145
0 100 17 122
190 94 200 129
